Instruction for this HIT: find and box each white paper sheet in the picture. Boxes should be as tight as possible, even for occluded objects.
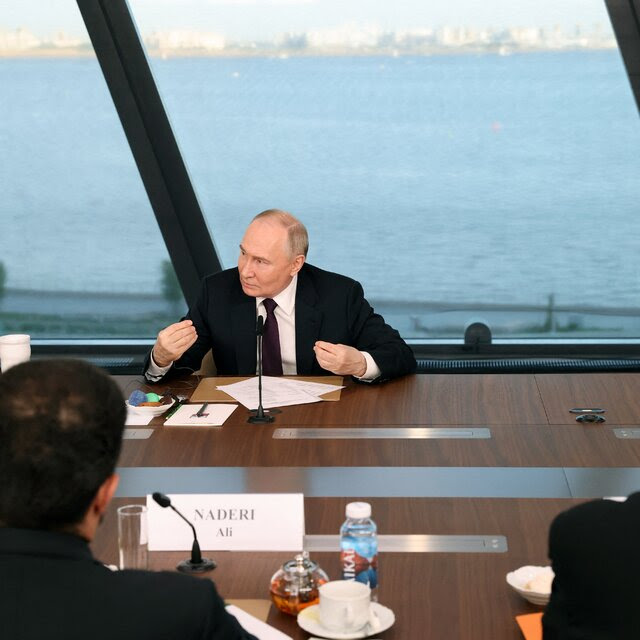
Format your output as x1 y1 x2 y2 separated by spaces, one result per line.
163 403 237 426
284 379 344 396
216 376 342 410
125 407 153 426
226 605 293 640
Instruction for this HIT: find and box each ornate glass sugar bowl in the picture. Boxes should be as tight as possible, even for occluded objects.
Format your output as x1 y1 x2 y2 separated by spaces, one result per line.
270 551 329 615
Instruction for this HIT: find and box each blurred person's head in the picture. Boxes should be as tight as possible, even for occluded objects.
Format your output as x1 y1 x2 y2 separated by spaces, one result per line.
238 209 308 298
0 359 125 539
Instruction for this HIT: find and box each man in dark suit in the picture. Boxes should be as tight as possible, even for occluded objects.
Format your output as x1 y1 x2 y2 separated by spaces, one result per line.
145 209 416 382
0 359 256 640
542 493 640 639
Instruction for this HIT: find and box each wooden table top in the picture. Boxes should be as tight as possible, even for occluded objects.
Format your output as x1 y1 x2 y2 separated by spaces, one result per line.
104 373 640 636
93 496 585 640
116 373 640 468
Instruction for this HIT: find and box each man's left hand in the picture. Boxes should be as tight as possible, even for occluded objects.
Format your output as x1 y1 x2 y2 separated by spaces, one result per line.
313 341 367 377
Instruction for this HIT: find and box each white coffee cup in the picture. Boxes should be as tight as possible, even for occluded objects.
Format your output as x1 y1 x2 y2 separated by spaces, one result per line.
318 580 379 632
0 334 31 373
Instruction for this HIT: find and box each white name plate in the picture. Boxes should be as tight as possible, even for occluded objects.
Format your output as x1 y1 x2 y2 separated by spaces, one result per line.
146 493 304 551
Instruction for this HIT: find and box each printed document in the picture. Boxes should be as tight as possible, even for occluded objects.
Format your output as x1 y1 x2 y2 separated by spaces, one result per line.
216 376 344 410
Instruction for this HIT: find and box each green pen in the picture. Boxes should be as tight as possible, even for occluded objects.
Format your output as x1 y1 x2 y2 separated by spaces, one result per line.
163 398 183 419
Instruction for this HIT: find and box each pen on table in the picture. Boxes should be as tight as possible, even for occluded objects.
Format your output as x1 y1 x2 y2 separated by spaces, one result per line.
164 398 184 419
196 403 208 417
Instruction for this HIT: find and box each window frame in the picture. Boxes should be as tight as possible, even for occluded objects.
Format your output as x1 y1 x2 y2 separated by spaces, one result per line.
30 0 637 370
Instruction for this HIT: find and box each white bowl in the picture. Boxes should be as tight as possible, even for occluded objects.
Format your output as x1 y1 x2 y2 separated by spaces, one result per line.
126 399 175 417
506 565 554 606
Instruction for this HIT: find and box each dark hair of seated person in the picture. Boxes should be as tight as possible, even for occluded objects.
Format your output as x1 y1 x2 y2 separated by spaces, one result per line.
0 359 125 531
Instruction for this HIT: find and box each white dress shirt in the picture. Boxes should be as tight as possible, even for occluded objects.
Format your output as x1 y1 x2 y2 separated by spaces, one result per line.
147 273 381 381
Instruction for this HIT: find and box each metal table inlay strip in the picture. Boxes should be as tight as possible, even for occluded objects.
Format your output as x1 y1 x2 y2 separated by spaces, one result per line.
613 428 640 439
116 466 572 498
304 534 507 553
123 428 154 440
273 427 491 440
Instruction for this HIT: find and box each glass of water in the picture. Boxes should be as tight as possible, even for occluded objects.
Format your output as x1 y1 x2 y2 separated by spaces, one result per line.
117 504 148 570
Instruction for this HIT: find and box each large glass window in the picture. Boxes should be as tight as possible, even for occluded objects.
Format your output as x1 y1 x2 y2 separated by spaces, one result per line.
0 1 185 339
127 0 640 342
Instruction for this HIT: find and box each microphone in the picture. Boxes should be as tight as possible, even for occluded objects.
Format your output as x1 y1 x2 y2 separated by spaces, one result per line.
248 313 275 423
151 492 216 573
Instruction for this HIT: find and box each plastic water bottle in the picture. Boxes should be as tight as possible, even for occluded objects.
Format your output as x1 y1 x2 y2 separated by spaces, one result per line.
340 501 378 600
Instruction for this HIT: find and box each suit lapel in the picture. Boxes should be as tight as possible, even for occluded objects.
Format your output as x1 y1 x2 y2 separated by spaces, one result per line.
295 268 322 375
231 290 257 375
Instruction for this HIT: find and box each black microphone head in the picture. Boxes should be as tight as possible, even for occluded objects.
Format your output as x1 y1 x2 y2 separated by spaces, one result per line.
152 492 171 508
256 314 264 336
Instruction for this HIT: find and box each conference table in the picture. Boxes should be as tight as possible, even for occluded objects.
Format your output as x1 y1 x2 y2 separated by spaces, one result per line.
91 372 640 639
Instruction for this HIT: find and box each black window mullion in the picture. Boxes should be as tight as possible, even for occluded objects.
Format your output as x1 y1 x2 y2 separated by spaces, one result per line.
606 0 640 115
76 0 222 306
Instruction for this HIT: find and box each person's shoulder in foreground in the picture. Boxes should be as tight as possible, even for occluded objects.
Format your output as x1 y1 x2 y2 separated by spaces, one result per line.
0 359 256 640
0 527 250 640
542 492 640 640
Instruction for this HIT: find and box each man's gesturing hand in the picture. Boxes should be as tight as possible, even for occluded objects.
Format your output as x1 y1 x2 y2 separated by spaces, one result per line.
313 341 367 377
152 320 198 368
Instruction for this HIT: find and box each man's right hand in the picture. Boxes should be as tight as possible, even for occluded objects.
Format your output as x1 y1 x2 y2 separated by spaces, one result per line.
152 320 198 367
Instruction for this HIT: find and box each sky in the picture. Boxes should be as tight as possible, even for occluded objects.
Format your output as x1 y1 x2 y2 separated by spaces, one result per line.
0 0 613 41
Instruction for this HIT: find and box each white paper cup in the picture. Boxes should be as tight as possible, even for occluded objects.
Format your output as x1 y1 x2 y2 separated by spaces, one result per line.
319 580 374 632
0 334 31 373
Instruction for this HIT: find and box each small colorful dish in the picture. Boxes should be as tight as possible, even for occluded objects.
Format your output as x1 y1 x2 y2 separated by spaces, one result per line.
125 398 175 417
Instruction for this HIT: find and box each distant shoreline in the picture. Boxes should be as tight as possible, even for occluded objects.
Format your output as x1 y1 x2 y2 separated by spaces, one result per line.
0 44 617 60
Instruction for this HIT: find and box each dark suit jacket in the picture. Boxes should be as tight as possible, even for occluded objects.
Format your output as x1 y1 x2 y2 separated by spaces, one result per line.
147 263 416 382
0 527 256 640
542 492 640 639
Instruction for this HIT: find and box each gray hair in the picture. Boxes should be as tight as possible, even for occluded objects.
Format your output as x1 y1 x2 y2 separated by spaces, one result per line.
252 209 309 258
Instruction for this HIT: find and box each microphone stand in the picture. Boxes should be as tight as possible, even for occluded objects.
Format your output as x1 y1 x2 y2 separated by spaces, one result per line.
248 314 275 423
151 492 216 573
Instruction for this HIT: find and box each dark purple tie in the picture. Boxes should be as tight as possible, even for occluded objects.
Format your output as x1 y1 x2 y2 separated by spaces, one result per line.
262 298 283 376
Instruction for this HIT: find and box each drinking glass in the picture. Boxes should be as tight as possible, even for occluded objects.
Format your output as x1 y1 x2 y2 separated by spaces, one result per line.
117 504 148 569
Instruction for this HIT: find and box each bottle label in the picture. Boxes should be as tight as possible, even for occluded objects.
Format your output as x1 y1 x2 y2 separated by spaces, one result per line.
340 537 378 588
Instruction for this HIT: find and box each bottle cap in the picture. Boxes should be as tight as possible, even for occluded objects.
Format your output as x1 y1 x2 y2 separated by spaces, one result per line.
346 502 371 518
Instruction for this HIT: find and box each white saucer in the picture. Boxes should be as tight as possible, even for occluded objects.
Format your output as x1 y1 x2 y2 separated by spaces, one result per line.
297 602 395 639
